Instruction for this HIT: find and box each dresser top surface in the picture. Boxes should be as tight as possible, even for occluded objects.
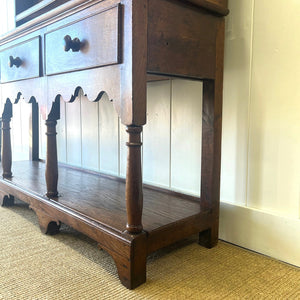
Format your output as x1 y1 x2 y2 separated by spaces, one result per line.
0 0 228 44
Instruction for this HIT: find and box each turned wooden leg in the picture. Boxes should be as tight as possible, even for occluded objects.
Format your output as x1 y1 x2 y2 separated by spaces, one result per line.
45 119 58 198
125 126 143 234
1 100 13 178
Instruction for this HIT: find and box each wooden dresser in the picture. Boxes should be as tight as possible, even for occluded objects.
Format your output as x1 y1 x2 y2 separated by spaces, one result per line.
0 0 228 289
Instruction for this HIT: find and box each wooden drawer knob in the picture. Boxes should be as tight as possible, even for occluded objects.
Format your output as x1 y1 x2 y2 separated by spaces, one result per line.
64 35 82 52
9 56 22 68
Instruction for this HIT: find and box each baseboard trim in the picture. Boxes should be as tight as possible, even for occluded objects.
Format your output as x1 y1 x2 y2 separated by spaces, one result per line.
219 202 300 267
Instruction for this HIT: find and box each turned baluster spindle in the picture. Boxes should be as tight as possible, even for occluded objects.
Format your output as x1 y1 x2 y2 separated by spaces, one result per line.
45 119 58 198
45 99 60 198
125 126 143 234
1 100 13 178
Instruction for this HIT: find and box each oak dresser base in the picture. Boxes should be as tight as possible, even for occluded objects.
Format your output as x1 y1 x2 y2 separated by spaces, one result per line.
0 161 215 289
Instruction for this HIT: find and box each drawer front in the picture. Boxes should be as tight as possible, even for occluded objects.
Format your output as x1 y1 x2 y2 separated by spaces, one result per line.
0 37 41 83
45 5 121 76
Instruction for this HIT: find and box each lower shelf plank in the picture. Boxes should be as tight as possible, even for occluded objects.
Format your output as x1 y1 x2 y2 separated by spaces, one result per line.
1 160 204 234
0 160 216 289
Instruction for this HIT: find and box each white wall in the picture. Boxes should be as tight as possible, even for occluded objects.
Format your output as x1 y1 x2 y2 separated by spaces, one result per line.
2 0 299 266
0 0 15 35
220 0 300 266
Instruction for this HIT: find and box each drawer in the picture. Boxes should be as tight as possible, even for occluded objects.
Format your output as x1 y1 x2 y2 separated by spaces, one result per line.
0 36 41 83
45 5 121 76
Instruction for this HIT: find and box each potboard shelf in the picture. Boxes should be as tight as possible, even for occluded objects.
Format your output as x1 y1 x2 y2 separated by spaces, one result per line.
0 160 204 234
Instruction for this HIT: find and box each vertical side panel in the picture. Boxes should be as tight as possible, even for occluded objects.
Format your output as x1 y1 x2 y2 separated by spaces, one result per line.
11 101 32 161
81 96 99 171
119 120 127 177
120 0 147 125
143 80 170 187
39 111 46 160
30 99 39 161
171 79 202 196
66 99 81 167
99 96 119 175
11 104 19 160
57 98 67 163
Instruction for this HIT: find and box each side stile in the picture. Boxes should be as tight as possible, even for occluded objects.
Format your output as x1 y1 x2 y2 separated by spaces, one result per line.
1 99 13 178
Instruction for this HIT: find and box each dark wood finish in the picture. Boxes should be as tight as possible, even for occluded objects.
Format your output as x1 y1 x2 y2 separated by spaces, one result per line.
45 98 60 198
16 0 71 26
125 126 143 234
15 0 40 15
0 0 228 289
119 0 147 125
184 0 229 16
1 100 13 178
0 160 209 287
63 35 82 52
0 36 40 83
148 0 217 79
0 192 14 207
45 4 121 76
30 98 39 161
0 160 205 233
199 19 225 248
9 55 23 68
32 206 61 234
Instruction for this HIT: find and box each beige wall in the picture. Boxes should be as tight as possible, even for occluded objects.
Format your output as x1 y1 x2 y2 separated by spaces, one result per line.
1 0 299 266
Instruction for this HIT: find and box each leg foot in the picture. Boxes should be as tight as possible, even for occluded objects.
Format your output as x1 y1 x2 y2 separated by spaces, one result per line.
100 233 147 289
199 226 218 249
0 194 14 207
111 250 146 289
32 207 60 235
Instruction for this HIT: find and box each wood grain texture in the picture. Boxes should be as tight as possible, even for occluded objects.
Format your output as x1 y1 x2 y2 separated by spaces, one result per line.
47 66 121 117
125 126 143 233
0 77 45 107
0 36 41 83
45 98 60 197
45 5 121 75
183 0 229 16
0 160 204 233
120 0 147 125
148 0 217 79
0 0 228 289
200 19 225 248
1 99 12 178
